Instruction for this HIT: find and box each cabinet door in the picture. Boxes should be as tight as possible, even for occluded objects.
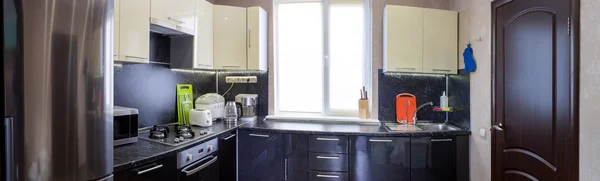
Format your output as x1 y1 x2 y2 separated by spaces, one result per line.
247 6 268 71
350 136 410 181
411 137 457 181
219 131 237 181
113 0 119 60
423 8 458 74
238 130 284 181
214 5 247 70
114 155 177 181
151 0 196 32
119 0 150 63
194 0 213 69
285 134 308 181
383 5 423 73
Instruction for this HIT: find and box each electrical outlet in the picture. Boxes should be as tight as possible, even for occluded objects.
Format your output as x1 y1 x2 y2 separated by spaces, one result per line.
479 128 486 139
225 76 258 83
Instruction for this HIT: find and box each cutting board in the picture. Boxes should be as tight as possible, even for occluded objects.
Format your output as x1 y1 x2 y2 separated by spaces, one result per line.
396 93 416 124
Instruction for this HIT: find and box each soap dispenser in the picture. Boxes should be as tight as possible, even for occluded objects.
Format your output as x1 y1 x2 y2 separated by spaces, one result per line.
440 91 448 108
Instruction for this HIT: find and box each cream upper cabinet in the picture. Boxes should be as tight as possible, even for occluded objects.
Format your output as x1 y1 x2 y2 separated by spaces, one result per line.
151 0 196 34
113 0 120 60
194 0 214 69
213 5 247 70
383 5 423 73
422 8 458 74
118 0 150 63
247 6 268 71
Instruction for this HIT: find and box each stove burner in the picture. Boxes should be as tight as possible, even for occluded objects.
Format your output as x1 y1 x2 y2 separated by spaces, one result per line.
176 125 192 132
149 130 167 139
177 131 195 139
150 125 170 133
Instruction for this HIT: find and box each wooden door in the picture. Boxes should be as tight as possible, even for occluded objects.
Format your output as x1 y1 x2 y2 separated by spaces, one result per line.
492 0 578 181
422 8 458 75
383 5 423 73
213 5 247 70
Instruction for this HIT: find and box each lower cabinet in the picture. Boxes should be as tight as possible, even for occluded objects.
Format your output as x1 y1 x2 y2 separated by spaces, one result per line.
350 136 411 181
411 136 469 181
114 155 177 181
285 134 309 181
238 130 285 181
219 130 237 181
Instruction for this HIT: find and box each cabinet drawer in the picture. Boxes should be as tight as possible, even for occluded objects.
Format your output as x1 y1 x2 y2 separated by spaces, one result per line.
309 135 348 153
309 171 348 181
308 153 348 172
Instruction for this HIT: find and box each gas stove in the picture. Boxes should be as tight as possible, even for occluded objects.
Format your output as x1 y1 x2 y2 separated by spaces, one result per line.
139 124 213 146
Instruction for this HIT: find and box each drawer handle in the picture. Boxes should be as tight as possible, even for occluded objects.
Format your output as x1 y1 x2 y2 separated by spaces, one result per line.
249 133 269 138
134 164 163 175
223 134 236 140
369 139 393 142
168 17 184 24
125 55 148 60
317 174 340 178
432 69 452 72
431 138 453 142
316 156 340 160
316 138 339 141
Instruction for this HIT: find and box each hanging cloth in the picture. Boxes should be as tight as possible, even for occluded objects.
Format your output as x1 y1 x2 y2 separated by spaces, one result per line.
463 44 476 72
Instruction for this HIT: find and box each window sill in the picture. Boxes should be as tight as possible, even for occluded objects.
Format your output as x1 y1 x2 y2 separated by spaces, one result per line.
265 115 380 125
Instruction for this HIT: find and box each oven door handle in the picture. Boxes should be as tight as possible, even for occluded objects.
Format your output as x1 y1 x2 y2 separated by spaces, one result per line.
181 156 218 176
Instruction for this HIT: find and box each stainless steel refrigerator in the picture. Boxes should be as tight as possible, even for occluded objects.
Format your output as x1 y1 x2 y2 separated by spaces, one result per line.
3 0 114 180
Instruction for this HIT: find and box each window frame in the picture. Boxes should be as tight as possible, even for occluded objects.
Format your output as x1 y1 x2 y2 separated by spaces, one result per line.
274 0 372 117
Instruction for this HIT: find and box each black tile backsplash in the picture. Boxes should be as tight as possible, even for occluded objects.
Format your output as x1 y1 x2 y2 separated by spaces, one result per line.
114 64 216 127
447 70 470 130
378 69 446 122
217 71 269 117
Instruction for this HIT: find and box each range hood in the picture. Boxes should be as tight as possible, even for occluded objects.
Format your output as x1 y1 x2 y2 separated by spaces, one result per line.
150 17 194 36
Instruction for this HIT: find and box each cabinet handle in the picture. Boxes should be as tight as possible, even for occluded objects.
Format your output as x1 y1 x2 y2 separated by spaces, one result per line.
249 133 269 138
369 139 393 142
284 158 288 180
222 65 240 69
317 174 340 178
125 55 148 60
223 134 236 140
316 137 339 141
432 69 452 72
316 156 339 160
168 17 184 24
431 138 453 142
396 67 416 70
134 164 163 175
197 64 212 67
248 29 251 48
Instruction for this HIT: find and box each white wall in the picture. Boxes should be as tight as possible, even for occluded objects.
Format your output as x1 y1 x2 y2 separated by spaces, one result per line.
452 0 492 180
579 0 600 180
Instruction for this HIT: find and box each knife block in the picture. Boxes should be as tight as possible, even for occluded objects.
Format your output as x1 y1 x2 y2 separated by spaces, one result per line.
358 99 370 119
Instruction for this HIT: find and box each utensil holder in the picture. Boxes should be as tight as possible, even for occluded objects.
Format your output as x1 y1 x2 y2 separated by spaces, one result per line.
358 99 370 119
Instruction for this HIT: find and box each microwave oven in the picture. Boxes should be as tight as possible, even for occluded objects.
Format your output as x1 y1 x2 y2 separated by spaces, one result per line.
114 106 139 146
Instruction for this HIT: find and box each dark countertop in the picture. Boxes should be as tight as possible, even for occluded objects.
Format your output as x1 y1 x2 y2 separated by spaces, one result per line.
113 120 246 171
114 117 470 171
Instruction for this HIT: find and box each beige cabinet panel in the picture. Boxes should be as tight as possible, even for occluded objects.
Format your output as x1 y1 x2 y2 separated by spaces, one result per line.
213 5 247 70
247 6 268 71
113 0 120 60
383 5 423 73
151 0 196 32
194 0 214 69
423 8 458 74
119 0 150 63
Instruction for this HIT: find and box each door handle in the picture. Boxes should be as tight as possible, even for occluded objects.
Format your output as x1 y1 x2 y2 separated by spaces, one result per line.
492 123 504 131
134 163 163 175
125 55 148 60
4 117 15 181
316 137 339 141
316 174 340 178
369 139 393 142
432 68 452 72
168 17 184 24
316 156 340 160
249 133 269 138
248 29 251 48
223 134 236 140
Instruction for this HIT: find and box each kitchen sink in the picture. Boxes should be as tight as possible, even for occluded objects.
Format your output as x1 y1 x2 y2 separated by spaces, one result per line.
384 122 461 132
416 123 460 131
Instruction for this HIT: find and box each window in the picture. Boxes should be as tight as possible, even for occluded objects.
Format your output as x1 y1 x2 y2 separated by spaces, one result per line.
275 0 372 116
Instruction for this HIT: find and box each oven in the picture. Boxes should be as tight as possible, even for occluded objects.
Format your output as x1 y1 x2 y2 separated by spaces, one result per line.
114 106 139 146
177 138 219 181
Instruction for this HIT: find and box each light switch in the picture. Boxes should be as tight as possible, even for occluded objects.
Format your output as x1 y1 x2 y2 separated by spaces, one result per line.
479 128 486 139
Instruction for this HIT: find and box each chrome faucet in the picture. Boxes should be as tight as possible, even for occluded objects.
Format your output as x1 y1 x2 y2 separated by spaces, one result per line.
413 102 434 125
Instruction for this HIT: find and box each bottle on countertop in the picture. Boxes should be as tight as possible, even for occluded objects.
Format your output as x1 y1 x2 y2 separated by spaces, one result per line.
440 91 448 108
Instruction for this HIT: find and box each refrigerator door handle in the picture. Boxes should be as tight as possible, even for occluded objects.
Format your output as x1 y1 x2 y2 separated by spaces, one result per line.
4 117 14 181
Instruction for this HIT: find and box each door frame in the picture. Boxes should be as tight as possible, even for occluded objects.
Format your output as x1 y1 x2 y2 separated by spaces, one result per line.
490 0 580 180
